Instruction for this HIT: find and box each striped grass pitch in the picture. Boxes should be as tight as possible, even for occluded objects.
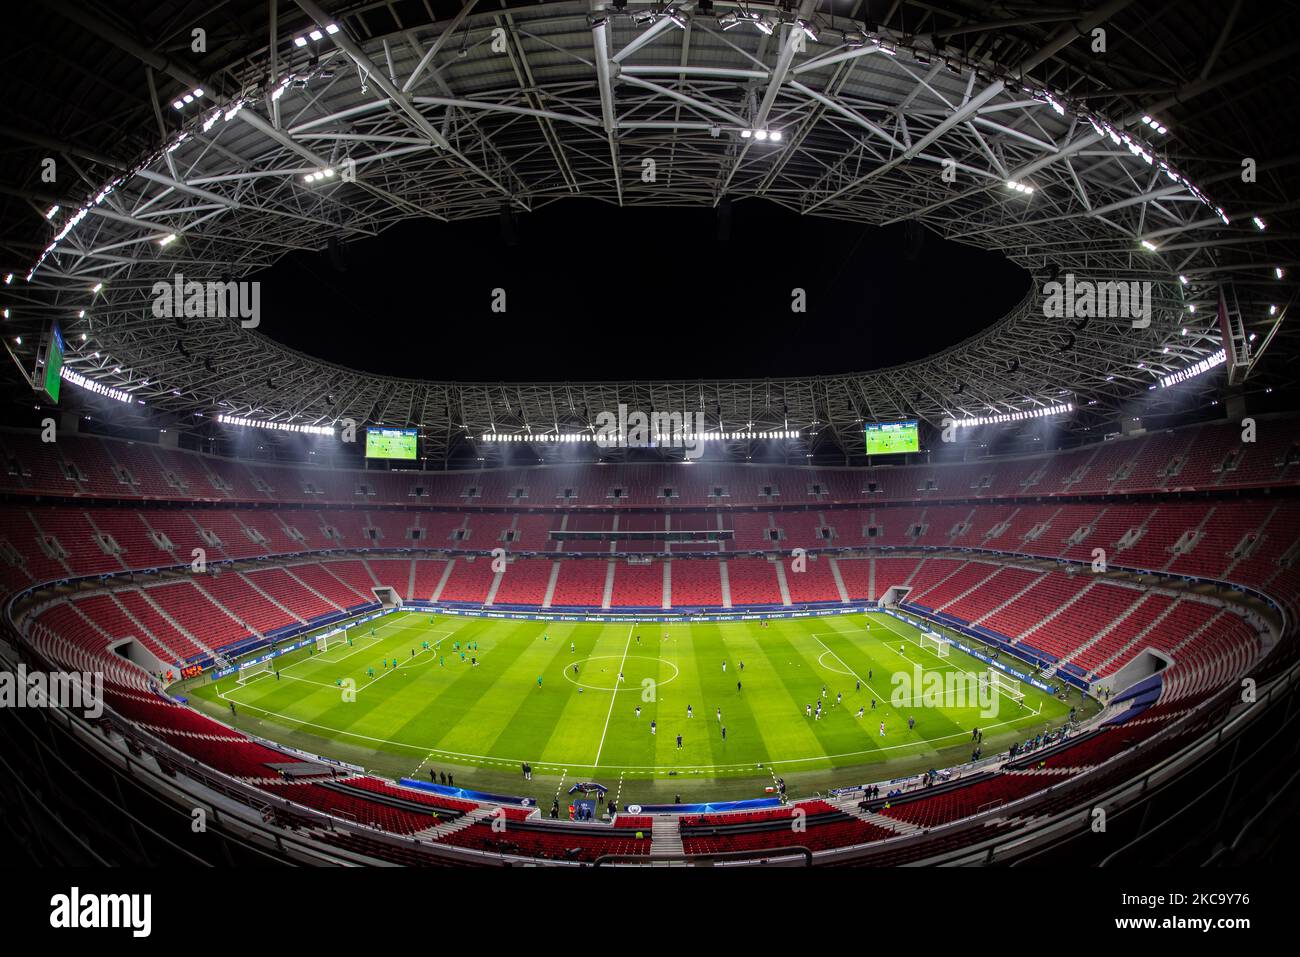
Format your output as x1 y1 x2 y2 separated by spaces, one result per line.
190 610 1072 783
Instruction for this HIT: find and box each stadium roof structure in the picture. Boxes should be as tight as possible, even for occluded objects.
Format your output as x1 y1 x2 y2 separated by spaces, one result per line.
2 0 1297 463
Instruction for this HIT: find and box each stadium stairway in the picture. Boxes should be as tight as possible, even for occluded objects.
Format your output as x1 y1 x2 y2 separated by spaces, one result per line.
1090 597 1183 677
1017 578 1096 641
828 557 851 602
240 572 307 625
138 586 218 660
835 798 920 836
1050 590 1148 675
415 806 496 842
650 817 683 857
971 569 1046 626
774 561 793 606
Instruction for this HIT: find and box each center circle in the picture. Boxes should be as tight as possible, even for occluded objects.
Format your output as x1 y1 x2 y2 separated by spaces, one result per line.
561 654 680 692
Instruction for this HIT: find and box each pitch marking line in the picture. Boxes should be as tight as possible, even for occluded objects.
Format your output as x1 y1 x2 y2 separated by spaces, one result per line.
210 689 1036 771
869 614 1040 716
592 624 635 768
808 633 888 705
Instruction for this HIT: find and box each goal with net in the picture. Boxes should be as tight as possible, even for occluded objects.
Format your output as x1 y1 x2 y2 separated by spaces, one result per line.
981 670 1026 708
236 659 273 684
316 628 349 654
918 632 949 657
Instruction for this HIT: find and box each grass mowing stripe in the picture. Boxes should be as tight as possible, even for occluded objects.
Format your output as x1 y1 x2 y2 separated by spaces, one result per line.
186 611 1081 797
593 623 635 767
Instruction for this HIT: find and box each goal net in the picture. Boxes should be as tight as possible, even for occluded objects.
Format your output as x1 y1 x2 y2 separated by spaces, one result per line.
982 671 1026 707
236 659 273 684
317 629 348 653
919 632 949 657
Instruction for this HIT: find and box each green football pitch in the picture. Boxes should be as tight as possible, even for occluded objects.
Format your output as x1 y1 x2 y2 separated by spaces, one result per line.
184 610 1086 805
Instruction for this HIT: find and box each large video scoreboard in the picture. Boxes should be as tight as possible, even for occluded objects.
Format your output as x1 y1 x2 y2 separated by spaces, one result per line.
864 420 919 455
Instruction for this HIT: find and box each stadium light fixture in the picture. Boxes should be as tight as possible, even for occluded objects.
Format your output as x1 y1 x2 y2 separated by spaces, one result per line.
1277 268 1286 280
1140 239 1159 251
1005 180 1034 195
1141 115 1168 135
292 24 339 48
798 20 818 41
61 367 131 403
45 205 59 220
1253 217 1267 230
218 413 334 435
3 274 11 285
953 402 1073 428
1159 350 1226 388
173 88 205 110
1179 274 1188 285
159 233 178 247
91 282 103 294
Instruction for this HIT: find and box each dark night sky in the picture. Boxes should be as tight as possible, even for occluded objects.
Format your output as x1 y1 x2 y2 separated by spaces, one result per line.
254 198 1029 381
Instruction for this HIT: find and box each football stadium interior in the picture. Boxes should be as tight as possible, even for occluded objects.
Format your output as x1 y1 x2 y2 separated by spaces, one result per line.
1 0 1299 886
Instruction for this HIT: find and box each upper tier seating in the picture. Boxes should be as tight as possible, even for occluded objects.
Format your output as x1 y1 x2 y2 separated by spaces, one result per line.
3 415 1295 510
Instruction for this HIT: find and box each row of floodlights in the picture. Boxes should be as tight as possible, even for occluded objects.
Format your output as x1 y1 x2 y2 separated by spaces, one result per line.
1159 350 1227 389
480 431 801 443
739 129 783 142
303 168 336 184
172 88 205 111
1140 115 1169 136
293 23 340 47
171 22 337 110
218 414 334 435
61 367 131 404
954 403 1073 428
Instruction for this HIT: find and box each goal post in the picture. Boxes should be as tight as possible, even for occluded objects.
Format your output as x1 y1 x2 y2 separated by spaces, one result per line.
316 628 349 654
919 632 949 657
981 670 1026 707
236 659 273 684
